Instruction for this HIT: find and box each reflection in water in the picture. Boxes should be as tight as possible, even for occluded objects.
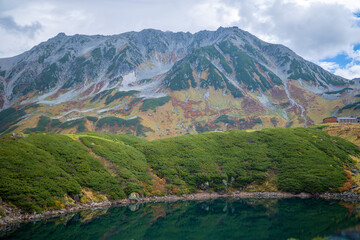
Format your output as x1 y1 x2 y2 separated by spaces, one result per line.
1 198 360 240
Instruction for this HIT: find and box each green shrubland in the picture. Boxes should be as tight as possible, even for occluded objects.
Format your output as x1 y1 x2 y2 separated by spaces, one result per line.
0 127 359 213
79 134 151 195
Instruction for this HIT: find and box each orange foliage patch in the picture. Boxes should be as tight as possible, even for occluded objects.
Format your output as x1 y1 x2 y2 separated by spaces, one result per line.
147 171 166 195
55 200 65 209
338 170 354 192
171 187 180 195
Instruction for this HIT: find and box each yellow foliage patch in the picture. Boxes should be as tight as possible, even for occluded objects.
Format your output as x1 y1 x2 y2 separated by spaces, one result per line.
80 187 108 203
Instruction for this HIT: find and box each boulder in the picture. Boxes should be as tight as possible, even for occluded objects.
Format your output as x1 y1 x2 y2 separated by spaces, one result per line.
200 182 209 190
72 194 80 202
222 179 227 186
128 192 140 200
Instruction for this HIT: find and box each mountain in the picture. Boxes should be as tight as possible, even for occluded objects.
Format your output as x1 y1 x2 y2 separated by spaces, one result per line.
0 27 359 138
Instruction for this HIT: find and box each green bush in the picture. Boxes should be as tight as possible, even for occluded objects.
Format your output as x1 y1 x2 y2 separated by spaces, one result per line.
140 96 171 112
96 116 140 128
164 62 196 90
25 116 51 133
50 119 62 128
0 107 26 134
105 90 139 105
86 116 98 122
215 115 235 125
59 118 86 129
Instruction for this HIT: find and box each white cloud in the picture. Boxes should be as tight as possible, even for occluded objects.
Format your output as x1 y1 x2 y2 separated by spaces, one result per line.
319 62 340 72
320 46 360 79
191 0 240 30
221 0 360 61
0 0 360 78
334 64 360 80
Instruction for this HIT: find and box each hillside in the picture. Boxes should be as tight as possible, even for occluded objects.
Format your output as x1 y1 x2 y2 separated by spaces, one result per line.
0 27 359 138
323 123 360 147
0 128 359 214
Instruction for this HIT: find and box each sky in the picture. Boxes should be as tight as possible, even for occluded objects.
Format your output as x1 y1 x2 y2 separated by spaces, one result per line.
0 0 360 79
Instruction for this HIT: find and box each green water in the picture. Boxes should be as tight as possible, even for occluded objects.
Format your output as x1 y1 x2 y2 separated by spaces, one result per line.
2 198 360 240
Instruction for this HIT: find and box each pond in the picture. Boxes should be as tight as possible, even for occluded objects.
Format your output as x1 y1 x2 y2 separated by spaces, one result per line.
1 198 360 240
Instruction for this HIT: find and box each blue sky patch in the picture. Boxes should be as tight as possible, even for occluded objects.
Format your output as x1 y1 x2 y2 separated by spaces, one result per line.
320 52 352 68
355 12 360 27
320 43 360 68
354 43 360 52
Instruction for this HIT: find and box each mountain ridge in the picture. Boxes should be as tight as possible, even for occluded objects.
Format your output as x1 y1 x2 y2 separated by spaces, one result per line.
0 27 358 137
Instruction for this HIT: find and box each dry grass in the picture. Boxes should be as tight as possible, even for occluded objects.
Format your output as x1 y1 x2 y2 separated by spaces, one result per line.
323 123 360 147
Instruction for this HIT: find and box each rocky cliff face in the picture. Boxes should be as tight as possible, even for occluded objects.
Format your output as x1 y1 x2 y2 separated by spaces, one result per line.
0 27 358 138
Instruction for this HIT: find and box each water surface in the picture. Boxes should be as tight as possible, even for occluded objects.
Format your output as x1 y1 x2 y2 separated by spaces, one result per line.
2 198 360 240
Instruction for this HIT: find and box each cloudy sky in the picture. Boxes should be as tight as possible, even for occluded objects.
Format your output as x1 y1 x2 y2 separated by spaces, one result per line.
0 0 360 79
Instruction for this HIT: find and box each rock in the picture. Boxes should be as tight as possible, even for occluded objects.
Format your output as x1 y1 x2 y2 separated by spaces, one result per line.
200 182 209 190
351 169 357 174
128 192 140 200
90 142 95 146
72 194 80 202
222 179 227 186
352 184 358 189
231 177 235 183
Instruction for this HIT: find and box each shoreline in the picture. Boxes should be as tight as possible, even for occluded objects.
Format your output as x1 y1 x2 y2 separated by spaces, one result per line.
1 191 360 228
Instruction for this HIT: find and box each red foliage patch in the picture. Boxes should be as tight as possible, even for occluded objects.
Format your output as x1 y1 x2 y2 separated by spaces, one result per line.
269 86 288 102
338 170 354 192
79 84 95 98
94 81 105 94
47 89 67 100
172 97 204 119
241 96 266 114
0 96 3 109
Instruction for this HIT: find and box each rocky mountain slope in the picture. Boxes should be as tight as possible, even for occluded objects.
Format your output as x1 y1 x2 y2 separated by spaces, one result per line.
0 27 358 138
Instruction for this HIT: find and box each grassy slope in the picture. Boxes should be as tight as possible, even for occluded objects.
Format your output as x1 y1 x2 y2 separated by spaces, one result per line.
323 123 360 147
0 127 359 213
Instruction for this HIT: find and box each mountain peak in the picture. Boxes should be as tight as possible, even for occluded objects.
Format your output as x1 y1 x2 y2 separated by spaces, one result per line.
55 32 67 38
